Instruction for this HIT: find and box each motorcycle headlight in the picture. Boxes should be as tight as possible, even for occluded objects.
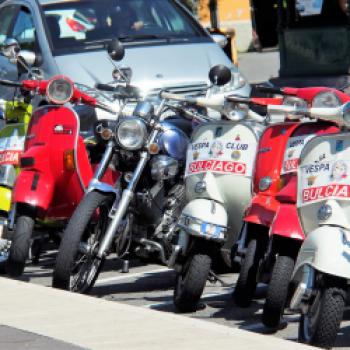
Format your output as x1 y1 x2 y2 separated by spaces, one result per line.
46 75 74 105
116 118 147 150
209 70 247 95
312 91 342 108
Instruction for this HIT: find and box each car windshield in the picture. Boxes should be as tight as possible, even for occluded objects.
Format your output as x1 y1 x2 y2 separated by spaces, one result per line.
43 0 206 54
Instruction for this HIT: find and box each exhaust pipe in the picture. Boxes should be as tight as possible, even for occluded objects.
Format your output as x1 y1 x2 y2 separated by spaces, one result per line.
139 238 167 265
290 264 314 310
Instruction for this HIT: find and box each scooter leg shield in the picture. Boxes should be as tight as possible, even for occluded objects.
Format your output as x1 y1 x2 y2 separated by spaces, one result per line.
0 186 12 213
13 171 54 211
293 225 350 282
178 199 228 241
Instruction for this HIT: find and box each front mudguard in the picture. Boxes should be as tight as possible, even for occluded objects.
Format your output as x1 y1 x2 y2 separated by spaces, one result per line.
269 203 304 240
293 226 350 282
13 170 54 212
0 186 12 213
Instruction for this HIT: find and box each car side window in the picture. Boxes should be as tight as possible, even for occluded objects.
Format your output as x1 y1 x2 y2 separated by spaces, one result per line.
0 5 19 45
11 7 37 51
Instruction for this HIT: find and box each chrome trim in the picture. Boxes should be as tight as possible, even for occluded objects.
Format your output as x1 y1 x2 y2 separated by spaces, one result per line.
87 179 118 195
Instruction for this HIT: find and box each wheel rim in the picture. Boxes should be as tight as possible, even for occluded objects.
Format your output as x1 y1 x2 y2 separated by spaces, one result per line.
69 203 109 292
302 291 321 342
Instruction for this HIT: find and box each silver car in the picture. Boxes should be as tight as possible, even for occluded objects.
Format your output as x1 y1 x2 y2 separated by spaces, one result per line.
0 0 250 102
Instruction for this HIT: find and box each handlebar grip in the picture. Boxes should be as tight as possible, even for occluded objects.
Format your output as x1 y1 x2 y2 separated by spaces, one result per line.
160 90 194 102
0 79 22 88
255 85 284 95
226 95 251 104
95 83 116 92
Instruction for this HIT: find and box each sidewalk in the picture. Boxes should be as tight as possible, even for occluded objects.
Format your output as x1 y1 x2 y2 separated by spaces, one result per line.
0 277 314 350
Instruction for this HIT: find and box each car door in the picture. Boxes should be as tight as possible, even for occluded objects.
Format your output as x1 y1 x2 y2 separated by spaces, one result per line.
0 4 19 97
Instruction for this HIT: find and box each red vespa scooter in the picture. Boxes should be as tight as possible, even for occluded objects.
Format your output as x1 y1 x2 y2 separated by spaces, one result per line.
233 86 350 328
3 75 119 277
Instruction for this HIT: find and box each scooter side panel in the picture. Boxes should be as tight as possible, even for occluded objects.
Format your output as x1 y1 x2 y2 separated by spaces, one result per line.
293 226 350 281
0 186 12 212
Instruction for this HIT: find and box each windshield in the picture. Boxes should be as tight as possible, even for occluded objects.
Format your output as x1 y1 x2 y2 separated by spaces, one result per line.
43 0 207 54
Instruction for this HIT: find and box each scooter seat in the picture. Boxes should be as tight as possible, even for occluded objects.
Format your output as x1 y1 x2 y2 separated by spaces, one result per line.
275 176 297 204
73 105 98 139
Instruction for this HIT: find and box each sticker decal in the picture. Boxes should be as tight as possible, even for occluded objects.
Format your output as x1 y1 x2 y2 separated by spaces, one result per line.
299 159 350 205
0 130 25 166
281 134 316 174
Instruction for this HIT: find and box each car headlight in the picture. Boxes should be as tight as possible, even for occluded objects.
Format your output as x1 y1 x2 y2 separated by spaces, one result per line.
116 118 147 150
312 91 342 108
209 70 247 95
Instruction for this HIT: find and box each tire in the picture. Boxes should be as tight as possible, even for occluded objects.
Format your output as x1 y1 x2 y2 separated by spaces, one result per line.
262 255 294 328
6 215 34 277
173 252 211 313
233 238 262 307
299 278 346 349
52 191 113 293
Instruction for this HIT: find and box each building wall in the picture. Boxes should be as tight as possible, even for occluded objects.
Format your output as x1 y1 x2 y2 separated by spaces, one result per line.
198 0 253 52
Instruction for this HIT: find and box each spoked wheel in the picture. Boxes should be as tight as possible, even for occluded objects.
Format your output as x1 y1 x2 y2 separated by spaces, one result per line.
262 254 295 328
299 276 346 349
173 246 211 313
233 238 264 307
53 191 113 293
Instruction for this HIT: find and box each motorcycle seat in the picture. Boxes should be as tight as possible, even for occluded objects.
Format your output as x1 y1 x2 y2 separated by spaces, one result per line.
275 176 297 204
165 116 192 137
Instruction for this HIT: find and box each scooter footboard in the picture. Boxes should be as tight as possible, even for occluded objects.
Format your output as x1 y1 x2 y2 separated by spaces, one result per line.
178 199 228 242
13 171 54 211
293 226 350 281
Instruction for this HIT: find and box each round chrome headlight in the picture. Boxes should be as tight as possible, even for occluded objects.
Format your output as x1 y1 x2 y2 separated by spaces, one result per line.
312 91 342 108
116 118 147 150
259 176 272 192
46 75 74 105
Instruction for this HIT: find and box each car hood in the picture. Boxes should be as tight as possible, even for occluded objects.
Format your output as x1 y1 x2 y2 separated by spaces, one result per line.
54 42 243 96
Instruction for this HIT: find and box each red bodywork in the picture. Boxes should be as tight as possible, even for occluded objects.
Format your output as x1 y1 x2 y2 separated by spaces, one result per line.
245 86 347 241
12 77 118 221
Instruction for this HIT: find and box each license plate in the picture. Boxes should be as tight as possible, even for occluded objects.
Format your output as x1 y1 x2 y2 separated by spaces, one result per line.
200 222 225 240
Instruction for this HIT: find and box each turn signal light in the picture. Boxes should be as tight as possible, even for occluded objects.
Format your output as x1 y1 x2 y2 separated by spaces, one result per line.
64 149 75 171
148 143 159 155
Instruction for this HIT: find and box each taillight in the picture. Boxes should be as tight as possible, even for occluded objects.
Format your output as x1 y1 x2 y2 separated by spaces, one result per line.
66 17 86 32
64 150 75 171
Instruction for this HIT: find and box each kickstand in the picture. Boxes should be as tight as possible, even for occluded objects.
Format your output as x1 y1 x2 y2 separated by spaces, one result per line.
208 270 234 287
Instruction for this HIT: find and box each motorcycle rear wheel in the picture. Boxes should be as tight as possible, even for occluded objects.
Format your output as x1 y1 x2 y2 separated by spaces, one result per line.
6 215 34 277
299 277 346 349
52 191 113 293
173 249 211 313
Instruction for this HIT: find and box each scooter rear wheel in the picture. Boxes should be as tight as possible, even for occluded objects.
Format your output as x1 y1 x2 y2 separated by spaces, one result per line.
233 238 263 307
173 251 211 313
299 277 346 349
6 215 34 277
52 191 113 293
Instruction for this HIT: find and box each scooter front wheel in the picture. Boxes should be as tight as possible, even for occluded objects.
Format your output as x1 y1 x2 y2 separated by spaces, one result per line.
299 277 346 349
6 215 34 277
173 251 211 313
233 238 263 307
52 191 114 293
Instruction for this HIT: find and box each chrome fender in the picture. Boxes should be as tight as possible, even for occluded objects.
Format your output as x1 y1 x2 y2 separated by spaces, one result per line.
178 198 228 241
293 225 350 282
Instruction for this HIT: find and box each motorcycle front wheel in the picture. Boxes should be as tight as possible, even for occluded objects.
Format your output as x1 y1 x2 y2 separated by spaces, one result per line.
52 191 113 293
173 243 211 313
299 276 346 349
6 214 35 277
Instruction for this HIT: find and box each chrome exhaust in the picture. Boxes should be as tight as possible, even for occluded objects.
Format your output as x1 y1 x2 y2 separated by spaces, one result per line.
139 238 167 265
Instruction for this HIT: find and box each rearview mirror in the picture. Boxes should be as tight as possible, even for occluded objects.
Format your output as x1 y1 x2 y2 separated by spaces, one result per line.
211 34 228 48
108 39 125 61
1 38 20 61
209 65 232 86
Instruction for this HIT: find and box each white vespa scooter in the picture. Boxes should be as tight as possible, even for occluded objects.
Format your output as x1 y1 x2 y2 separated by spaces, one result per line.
163 67 274 312
289 102 350 349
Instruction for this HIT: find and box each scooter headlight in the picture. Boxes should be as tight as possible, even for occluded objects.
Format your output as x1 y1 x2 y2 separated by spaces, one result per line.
46 75 74 105
259 176 272 192
312 91 342 108
116 118 147 150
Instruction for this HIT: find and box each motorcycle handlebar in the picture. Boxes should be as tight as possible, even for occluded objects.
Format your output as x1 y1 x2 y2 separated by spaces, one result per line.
95 83 116 92
0 79 22 88
255 85 284 95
